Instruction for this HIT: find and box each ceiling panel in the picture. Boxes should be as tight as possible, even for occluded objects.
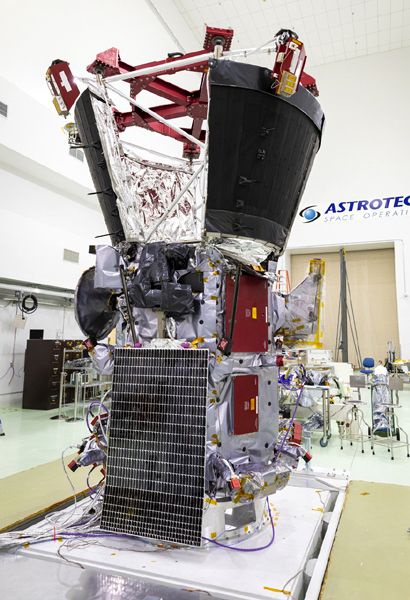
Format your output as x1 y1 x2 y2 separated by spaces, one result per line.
169 0 410 68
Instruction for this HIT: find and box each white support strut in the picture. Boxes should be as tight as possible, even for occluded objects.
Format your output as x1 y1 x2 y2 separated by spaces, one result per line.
104 44 278 83
145 162 205 242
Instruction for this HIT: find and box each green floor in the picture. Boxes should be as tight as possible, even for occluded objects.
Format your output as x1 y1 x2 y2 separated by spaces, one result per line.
0 405 88 478
0 454 90 531
321 480 410 600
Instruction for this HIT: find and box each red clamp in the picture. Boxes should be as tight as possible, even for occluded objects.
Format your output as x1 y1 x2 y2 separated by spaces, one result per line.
302 451 312 463
229 476 241 490
90 412 109 427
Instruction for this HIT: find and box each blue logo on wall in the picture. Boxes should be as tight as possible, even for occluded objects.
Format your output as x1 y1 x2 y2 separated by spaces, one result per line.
299 205 321 223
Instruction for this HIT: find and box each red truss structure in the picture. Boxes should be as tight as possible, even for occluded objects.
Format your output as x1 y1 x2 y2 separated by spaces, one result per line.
46 26 318 158
86 27 234 158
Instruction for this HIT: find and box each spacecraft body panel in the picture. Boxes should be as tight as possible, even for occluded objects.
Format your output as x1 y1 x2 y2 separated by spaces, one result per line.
70 52 325 544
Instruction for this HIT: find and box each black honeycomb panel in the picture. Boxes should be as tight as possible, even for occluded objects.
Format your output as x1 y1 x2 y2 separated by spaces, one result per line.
101 348 208 546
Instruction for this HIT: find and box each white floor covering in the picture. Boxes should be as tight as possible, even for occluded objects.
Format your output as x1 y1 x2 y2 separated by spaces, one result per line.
0 404 87 478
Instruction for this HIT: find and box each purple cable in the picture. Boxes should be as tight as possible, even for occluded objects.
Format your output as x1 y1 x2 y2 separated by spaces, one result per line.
201 498 275 552
86 401 110 433
88 401 109 414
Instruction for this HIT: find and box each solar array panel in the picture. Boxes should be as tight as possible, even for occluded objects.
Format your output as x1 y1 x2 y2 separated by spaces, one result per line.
100 347 209 546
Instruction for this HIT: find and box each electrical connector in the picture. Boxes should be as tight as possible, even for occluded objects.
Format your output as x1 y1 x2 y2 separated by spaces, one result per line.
83 338 96 352
67 459 79 472
302 452 312 463
229 476 241 490
90 412 109 427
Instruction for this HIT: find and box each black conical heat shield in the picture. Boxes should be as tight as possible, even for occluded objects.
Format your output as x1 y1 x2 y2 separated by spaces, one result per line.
206 60 325 254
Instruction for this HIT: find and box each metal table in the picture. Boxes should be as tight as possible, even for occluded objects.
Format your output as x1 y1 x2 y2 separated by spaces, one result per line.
312 385 332 447
58 368 111 422
280 384 332 448
370 377 410 460
338 375 371 454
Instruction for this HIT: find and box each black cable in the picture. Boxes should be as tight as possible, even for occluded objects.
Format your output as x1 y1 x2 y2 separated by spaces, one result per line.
334 294 341 360
345 271 362 364
0 304 19 384
94 230 123 239
348 311 361 367
119 266 137 346
228 264 241 342
347 308 361 368
19 294 38 314
218 264 241 355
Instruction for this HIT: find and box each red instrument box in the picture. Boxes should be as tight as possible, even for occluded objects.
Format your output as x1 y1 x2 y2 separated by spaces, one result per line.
225 273 269 353
232 375 259 435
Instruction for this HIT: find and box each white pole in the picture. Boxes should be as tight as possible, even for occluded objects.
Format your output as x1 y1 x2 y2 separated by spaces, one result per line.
145 163 205 242
104 44 277 83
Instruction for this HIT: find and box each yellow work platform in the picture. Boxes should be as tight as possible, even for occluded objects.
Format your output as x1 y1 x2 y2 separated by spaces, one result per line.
321 480 410 600
0 455 89 532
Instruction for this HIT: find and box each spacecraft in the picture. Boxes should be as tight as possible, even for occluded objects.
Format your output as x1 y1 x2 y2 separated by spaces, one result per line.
46 26 325 547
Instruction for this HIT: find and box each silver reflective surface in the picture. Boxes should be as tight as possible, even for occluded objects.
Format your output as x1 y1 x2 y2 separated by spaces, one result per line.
0 553 223 600
208 235 276 266
92 97 203 244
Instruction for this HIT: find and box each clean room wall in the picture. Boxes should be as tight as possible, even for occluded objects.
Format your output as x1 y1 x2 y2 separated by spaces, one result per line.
0 166 105 288
0 303 82 406
0 0 193 109
0 165 103 407
0 75 93 192
290 248 400 365
285 46 410 356
0 78 108 407
0 2 200 408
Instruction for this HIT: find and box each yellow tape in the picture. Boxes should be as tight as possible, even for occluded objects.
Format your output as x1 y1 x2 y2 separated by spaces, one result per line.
263 586 291 596
250 397 255 411
252 307 257 319
52 97 63 115
205 497 218 505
